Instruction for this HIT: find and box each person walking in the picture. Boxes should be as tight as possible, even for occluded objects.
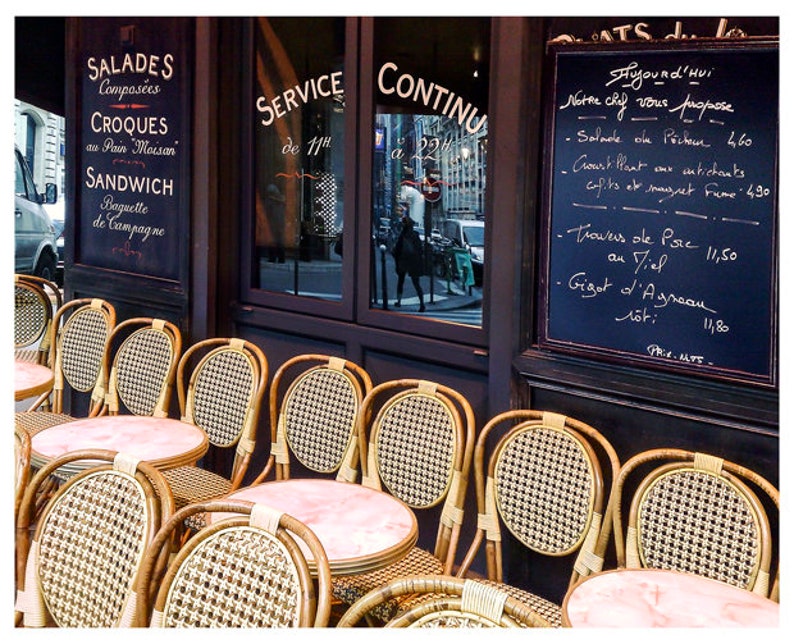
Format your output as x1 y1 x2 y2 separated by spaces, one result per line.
393 213 426 312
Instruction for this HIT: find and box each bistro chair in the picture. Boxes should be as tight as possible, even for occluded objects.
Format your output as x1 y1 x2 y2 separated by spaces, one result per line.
253 353 372 483
14 424 32 521
136 500 332 627
456 409 621 627
337 575 552 627
98 317 182 417
331 378 476 622
161 338 269 516
15 449 174 628
608 448 779 602
15 297 116 436
14 274 60 366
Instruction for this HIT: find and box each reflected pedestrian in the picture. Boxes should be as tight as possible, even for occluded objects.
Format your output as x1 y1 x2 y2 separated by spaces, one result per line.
393 212 425 312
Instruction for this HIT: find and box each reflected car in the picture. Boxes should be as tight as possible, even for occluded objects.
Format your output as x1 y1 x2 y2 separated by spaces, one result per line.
441 218 485 285
14 146 58 283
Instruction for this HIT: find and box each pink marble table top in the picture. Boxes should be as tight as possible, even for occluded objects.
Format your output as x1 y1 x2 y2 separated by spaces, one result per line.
213 478 418 574
30 415 208 470
14 360 53 400
563 568 779 628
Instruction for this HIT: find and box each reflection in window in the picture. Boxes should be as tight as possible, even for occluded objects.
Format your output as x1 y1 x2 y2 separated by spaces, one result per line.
252 17 345 301
371 18 489 327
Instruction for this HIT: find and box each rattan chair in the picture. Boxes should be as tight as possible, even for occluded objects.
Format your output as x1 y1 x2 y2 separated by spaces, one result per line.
15 449 174 627
14 274 60 366
337 575 552 627
161 338 269 513
332 379 476 622
98 317 182 417
14 424 32 520
608 448 779 602
253 353 372 484
15 297 116 435
136 500 332 627
16 274 63 313
456 409 621 627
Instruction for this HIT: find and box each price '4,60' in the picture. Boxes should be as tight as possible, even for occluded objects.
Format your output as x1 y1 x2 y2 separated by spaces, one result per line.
727 130 753 148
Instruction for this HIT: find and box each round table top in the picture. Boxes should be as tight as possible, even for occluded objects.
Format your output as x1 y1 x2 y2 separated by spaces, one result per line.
213 478 418 575
14 360 54 401
562 568 779 628
30 415 209 474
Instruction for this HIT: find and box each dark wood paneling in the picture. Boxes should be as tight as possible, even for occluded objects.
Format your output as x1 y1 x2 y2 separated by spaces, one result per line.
16 17 66 115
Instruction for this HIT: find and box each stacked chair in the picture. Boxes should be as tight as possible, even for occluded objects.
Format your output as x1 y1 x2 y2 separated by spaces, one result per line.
253 353 372 483
608 448 779 602
14 424 32 521
331 378 476 623
135 500 332 627
14 274 61 366
15 450 174 627
15 298 116 434
161 338 269 516
337 575 551 627
456 409 620 627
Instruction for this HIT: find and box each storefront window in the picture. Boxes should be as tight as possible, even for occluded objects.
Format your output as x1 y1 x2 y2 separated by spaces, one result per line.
370 18 490 327
252 17 345 301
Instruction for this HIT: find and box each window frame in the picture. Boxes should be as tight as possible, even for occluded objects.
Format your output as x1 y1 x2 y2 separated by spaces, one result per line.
354 17 490 347
238 17 359 321
237 16 491 348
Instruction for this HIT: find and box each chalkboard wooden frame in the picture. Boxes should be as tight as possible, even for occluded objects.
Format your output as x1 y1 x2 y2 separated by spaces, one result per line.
537 38 778 387
72 17 193 286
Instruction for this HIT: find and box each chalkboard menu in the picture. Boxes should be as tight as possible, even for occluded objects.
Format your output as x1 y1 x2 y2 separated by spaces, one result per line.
77 19 191 280
539 39 778 385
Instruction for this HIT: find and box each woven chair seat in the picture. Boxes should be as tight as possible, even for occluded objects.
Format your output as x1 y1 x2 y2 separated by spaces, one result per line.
163 465 233 508
15 348 41 364
16 411 78 438
333 546 445 622
162 466 234 532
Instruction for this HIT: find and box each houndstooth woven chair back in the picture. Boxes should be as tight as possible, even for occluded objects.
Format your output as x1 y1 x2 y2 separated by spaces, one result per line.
491 418 601 557
456 409 620 627
260 354 372 483
103 317 182 416
14 275 54 364
57 299 116 397
183 340 265 448
612 448 778 601
363 380 469 510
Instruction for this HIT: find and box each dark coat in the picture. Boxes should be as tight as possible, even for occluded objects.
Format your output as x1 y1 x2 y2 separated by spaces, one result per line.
394 220 424 277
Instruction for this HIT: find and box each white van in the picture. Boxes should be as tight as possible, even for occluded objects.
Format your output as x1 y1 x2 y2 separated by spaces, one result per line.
15 146 58 281
441 218 485 285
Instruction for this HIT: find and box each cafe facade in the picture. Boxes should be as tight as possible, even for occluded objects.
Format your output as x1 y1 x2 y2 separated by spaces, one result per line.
17 15 779 603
